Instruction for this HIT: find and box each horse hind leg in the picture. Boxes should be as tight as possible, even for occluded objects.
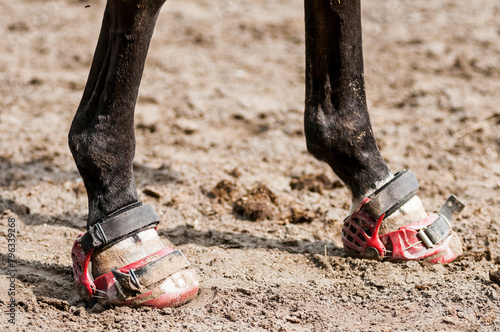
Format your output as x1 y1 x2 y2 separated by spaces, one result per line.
303 0 462 262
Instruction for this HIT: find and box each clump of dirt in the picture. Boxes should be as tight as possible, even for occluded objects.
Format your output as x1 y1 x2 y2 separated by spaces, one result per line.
233 184 278 221
290 173 344 194
227 167 242 178
209 180 321 223
490 269 500 286
287 205 317 224
142 187 161 198
208 179 242 203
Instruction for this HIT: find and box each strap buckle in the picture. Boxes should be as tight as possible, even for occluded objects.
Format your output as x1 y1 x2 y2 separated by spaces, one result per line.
94 223 108 245
417 195 465 248
417 217 450 248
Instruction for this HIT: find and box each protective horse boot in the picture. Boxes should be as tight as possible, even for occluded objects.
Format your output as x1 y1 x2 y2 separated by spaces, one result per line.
72 202 199 307
342 170 464 263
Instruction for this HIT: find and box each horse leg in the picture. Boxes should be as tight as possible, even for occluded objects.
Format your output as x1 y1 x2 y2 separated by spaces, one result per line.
68 0 198 307
304 0 462 262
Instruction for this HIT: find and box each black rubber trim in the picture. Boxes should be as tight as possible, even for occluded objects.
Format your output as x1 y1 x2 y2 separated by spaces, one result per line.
362 170 420 219
79 203 160 254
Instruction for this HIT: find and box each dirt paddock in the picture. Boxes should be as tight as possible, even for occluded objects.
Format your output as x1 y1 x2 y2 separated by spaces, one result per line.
1 0 500 330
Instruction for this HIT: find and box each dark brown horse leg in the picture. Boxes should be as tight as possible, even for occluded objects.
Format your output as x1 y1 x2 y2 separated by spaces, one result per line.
69 0 170 278
303 0 427 232
304 1 462 263
69 1 198 307
68 0 166 227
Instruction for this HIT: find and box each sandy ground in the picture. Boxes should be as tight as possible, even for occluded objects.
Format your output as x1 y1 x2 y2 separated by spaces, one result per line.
1 0 500 330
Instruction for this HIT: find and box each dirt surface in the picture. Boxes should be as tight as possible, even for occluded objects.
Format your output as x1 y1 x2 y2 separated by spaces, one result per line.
1 0 500 330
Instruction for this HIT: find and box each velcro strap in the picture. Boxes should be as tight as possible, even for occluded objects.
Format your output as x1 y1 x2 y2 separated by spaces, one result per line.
79 203 160 253
363 170 419 219
112 250 190 292
418 214 451 248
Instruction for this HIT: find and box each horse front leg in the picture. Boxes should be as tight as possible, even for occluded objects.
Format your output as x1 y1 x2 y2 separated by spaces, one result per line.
68 0 198 307
69 0 165 225
303 0 463 262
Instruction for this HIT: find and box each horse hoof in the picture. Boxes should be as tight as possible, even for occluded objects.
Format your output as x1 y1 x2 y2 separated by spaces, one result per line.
341 170 464 263
71 203 199 307
72 234 199 307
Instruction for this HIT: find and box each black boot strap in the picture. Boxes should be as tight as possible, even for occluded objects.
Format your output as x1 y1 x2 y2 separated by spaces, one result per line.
112 250 190 294
418 194 465 248
362 170 420 219
80 202 160 254
418 214 451 248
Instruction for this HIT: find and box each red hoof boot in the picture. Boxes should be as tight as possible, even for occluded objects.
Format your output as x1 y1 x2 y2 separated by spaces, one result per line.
342 170 464 264
71 203 199 307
